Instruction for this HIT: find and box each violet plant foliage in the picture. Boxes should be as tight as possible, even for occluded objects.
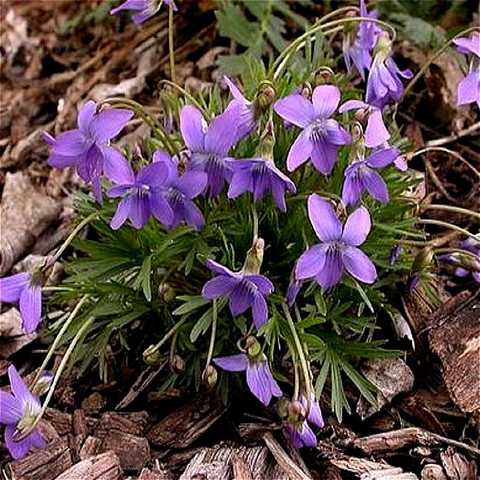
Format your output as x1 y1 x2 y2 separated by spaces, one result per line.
12 0 478 460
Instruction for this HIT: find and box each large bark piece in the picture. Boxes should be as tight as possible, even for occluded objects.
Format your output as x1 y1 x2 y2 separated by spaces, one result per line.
0 171 62 275
429 292 480 413
54 451 122 480
8 439 72 480
147 394 225 448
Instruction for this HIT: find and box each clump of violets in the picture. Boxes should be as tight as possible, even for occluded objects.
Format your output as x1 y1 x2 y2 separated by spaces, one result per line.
213 337 281 406
342 0 382 79
180 105 240 198
227 127 296 212
111 0 177 25
366 32 413 108
202 239 274 329
44 100 133 202
0 366 45 459
453 32 480 108
0 272 42 334
342 144 400 206
295 194 377 289
274 85 351 175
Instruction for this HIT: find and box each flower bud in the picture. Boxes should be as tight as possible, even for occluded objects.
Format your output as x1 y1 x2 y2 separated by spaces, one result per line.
158 282 176 304
170 354 185 374
243 238 265 274
202 365 218 388
143 345 164 366
31 372 53 397
245 336 261 358
254 81 276 114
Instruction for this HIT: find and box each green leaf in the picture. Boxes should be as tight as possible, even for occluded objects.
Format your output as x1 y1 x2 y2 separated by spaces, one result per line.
132 255 152 302
190 307 213 343
173 296 210 316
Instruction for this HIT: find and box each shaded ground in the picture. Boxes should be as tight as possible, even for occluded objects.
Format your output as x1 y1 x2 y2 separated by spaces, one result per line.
0 1 479 479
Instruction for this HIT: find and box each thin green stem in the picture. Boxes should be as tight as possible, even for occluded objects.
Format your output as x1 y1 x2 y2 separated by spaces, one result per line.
151 315 189 352
42 286 75 292
161 80 210 119
252 204 259 242
168 3 176 84
434 247 479 259
18 316 94 439
403 26 480 98
271 16 396 79
418 219 479 242
33 296 90 386
45 212 98 268
204 299 217 371
292 359 300 401
422 204 480 221
282 303 311 399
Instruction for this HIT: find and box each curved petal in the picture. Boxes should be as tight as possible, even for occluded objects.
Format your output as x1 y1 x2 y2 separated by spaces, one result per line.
366 147 399 168
252 293 268 329
299 422 317 447
53 130 90 156
295 244 327 280
177 171 207 198
246 362 270 405
0 273 30 303
274 94 315 128
314 251 343 289
19 285 42 334
310 139 338 175
287 131 313 171
362 169 389 203
107 185 132 198
202 276 238 299
307 194 342 242
457 72 480 106
0 392 22 424
111 0 145 15
342 246 377 284
77 100 97 135
128 193 151 229
245 275 274 295
365 109 390 148
100 145 134 184
205 259 236 278
137 162 169 187
213 354 248 372
223 76 248 103
341 171 362 207
205 106 240 155
91 109 133 143
229 285 252 316
339 99 368 113
8 366 35 404
325 120 351 145
180 105 205 152
262 361 282 398
182 199 205 230
110 196 132 230
312 85 340 118
5 425 31 460
271 179 287 212
47 152 78 169
228 170 253 199
28 430 46 450
149 192 174 226
342 207 371 246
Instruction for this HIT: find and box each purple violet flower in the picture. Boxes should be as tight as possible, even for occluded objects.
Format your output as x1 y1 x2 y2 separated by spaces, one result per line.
226 157 296 212
213 353 282 406
0 272 42 334
366 33 413 108
224 76 257 143
343 0 382 79
295 194 377 289
284 400 317 448
0 366 45 460
453 32 480 108
339 99 389 148
107 158 173 230
153 150 207 231
299 392 325 429
440 237 480 283
180 105 240 198
44 100 133 202
342 146 400 206
274 85 351 175
389 245 403 266
111 0 177 25
202 259 274 329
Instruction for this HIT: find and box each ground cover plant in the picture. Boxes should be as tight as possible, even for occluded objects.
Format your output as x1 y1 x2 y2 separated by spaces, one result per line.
0 0 479 477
